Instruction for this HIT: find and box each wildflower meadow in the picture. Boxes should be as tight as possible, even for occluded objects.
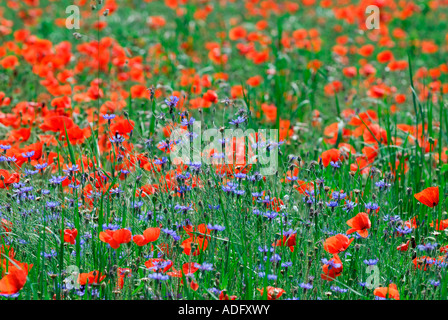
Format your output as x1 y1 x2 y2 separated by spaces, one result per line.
0 0 448 305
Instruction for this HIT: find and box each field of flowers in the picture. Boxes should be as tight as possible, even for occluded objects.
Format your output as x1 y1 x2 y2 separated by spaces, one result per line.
0 0 447 301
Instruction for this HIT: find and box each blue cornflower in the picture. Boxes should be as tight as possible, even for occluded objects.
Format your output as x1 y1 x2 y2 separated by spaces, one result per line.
46 201 60 209
34 163 48 170
195 262 214 271
363 259 379 265
148 273 169 281
343 200 357 212
162 228 181 241
21 151 35 159
102 114 116 121
154 157 168 165
330 161 340 168
229 116 246 126
375 179 391 191
258 246 274 253
174 203 193 213
429 280 440 287
234 173 246 179
396 226 412 234
269 254 281 262
0 144 11 151
263 211 278 220
332 191 347 200
207 224 225 231
63 164 79 174
326 201 338 208
165 96 179 108
330 286 348 293
181 117 195 126
299 283 313 290
267 274 277 280
233 189 245 196
133 201 143 209
417 243 438 251
365 202 379 211
49 175 67 185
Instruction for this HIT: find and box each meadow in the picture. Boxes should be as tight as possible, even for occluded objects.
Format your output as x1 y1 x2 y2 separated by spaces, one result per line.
0 0 447 301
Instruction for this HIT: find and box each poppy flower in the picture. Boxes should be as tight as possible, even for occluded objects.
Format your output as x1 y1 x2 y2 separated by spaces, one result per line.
414 186 439 207
257 286 285 300
62 228 78 245
1 218 12 234
219 290 237 300
412 256 435 271
273 233 296 252
430 219 448 231
324 234 353 254
229 26 247 41
99 228 132 249
145 258 173 273
0 170 20 189
346 212 371 238
321 254 343 281
183 224 211 240
166 262 199 291
117 268 132 290
261 103 277 122
0 266 28 296
133 227 161 246
374 283 400 300
397 240 410 251
181 237 208 256
202 90 218 103
0 245 14 258
321 148 342 167
0 55 19 70
39 115 75 133
78 271 106 286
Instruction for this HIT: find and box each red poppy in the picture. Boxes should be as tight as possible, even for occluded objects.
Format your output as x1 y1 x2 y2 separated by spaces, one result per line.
272 233 296 252
133 227 161 246
430 219 448 231
202 90 218 103
257 286 285 300
166 262 200 291
99 228 132 249
396 240 410 251
78 271 106 285
181 237 208 256
321 148 342 167
0 170 20 189
183 224 211 240
145 258 173 273
0 266 28 296
321 254 343 281
1 218 12 234
62 228 78 245
39 115 75 133
374 283 400 300
117 268 132 290
346 212 371 238
323 234 353 254
219 291 237 300
414 186 439 207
